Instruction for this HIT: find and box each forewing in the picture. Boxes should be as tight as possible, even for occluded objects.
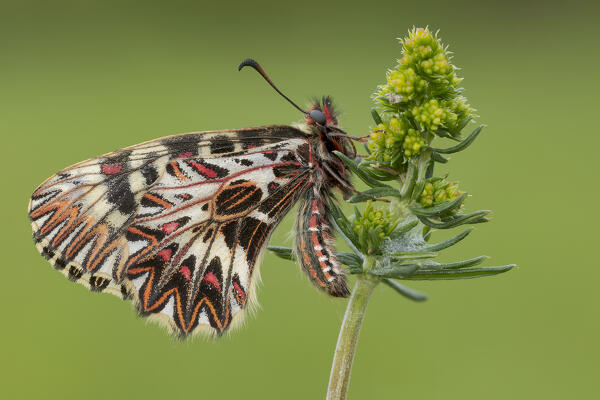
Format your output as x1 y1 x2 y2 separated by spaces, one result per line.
29 126 312 336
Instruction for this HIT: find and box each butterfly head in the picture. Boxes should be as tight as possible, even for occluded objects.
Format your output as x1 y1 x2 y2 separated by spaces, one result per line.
304 96 355 158
306 97 338 127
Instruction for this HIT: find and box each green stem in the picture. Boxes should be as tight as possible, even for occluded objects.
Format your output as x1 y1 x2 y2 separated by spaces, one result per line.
327 274 379 400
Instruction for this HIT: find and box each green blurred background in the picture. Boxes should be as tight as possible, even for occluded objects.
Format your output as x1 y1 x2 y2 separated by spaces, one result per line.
1 0 598 399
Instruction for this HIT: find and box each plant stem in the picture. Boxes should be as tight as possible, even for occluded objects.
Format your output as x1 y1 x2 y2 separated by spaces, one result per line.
327 274 379 400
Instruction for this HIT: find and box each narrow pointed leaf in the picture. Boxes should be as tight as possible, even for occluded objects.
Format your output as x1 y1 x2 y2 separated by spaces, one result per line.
418 210 490 229
391 251 438 260
430 125 484 154
398 265 515 280
415 256 488 271
432 152 449 163
421 228 472 252
411 180 427 203
469 216 491 224
389 220 419 239
423 226 433 241
348 186 402 203
434 128 460 141
330 217 364 260
333 151 391 188
360 165 399 181
337 252 363 270
436 255 488 270
400 162 418 198
368 263 420 278
268 246 295 261
327 199 363 256
455 116 473 133
371 108 383 125
383 279 428 302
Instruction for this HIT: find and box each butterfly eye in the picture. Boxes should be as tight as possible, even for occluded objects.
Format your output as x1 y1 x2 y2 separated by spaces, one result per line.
309 110 327 125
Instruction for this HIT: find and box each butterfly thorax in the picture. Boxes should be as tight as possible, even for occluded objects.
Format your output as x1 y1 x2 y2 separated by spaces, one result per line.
300 97 354 198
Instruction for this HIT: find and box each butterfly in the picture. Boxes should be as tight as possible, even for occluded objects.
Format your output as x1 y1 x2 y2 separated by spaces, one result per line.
29 59 363 338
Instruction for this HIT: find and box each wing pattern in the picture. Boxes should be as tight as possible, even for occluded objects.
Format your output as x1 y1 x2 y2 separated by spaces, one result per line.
29 127 313 336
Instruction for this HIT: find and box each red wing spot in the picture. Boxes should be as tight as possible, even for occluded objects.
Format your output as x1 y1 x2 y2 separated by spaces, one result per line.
188 160 217 178
101 163 122 175
180 266 191 280
246 143 257 149
204 272 221 291
268 183 277 190
179 152 193 158
161 221 179 235
157 248 172 262
233 281 245 299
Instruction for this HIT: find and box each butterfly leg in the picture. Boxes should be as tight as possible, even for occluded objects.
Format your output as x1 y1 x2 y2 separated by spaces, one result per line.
294 191 350 297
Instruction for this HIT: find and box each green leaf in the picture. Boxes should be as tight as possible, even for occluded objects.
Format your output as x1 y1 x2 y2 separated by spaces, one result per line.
415 256 488 271
399 162 418 198
429 125 484 154
326 199 362 252
455 116 473 133
421 228 472 252
409 192 467 217
410 155 431 202
371 108 383 125
417 210 490 229
434 128 460 141
432 152 449 163
368 263 420 278
359 164 399 181
333 151 391 188
338 252 363 270
329 213 365 260
437 255 488 270
383 279 428 302
268 246 295 261
390 251 439 261
389 219 419 239
423 226 432 241
348 186 402 203
398 265 515 280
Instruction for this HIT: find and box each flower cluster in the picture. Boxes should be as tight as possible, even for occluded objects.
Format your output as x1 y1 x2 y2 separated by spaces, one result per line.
367 118 426 169
418 178 464 209
351 201 400 255
399 28 459 88
385 68 427 104
369 27 475 170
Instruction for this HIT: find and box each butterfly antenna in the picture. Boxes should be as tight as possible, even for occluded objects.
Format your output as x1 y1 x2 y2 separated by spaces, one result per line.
238 59 308 115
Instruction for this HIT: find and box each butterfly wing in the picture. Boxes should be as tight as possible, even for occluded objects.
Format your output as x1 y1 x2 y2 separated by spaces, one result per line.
29 126 313 337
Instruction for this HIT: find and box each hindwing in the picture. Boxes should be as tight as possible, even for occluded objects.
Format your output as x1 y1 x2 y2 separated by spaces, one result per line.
29 126 313 336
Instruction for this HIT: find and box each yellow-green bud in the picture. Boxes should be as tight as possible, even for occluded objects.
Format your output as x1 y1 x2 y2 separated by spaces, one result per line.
351 201 400 255
419 179 464 210
367 117 427 170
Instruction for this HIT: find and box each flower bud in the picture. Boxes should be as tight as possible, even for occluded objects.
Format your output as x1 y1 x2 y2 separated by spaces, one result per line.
419 178 464 210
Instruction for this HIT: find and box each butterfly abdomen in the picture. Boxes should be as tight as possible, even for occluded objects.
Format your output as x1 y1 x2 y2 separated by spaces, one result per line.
294 189 350 297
